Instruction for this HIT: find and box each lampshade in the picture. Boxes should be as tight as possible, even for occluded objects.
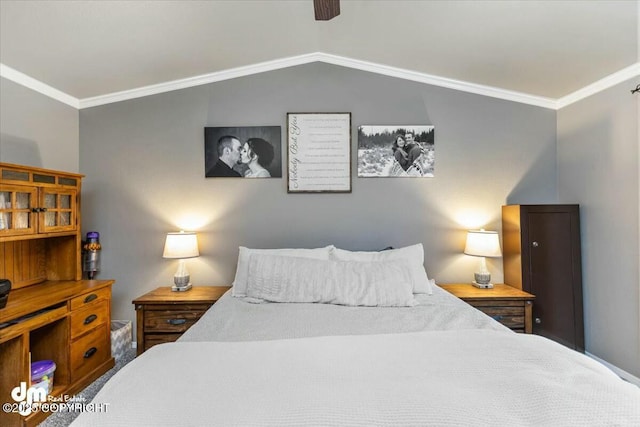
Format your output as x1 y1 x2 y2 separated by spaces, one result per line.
162 231 199 259
464 230 502 258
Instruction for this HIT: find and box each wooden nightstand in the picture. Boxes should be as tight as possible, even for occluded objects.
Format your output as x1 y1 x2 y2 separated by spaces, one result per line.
132 286 230 355
439 284 535 333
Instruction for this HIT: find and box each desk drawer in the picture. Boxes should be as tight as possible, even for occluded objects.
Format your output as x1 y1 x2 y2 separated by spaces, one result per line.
71 323 110 381
70 300 109 339
144 309 206 333
70 287 111 311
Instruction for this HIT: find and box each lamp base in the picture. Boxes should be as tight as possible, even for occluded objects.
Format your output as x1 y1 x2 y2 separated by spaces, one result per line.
472 281 494 289
171 283 192 292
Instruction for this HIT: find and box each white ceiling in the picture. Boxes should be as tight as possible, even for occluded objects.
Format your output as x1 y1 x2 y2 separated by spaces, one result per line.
0 0 638 103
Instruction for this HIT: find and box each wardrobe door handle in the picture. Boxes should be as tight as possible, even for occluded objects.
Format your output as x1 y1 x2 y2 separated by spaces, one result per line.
84 347 97 358
84 314 98 325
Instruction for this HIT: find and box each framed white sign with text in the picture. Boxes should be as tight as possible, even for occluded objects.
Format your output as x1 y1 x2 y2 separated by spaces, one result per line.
287 112 352 193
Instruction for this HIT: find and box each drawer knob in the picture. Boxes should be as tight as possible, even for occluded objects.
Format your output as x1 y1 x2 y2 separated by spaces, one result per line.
84 314 98 325
167 318 187 326
84 294 98 303
84 347 97 359
532 241 539 248
535 317 542 324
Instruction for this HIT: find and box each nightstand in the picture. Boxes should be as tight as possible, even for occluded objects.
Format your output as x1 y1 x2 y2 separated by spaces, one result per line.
439 283 535 333
132 286 230 355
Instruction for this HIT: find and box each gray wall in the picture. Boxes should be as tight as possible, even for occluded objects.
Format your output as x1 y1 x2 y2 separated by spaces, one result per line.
7 61 639 378
557 77 640 377
0 77 79 171
79 63 558 338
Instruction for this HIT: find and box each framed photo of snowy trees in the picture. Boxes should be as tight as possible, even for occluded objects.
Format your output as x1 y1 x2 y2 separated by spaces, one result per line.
287 113 352 193
357 125 435 177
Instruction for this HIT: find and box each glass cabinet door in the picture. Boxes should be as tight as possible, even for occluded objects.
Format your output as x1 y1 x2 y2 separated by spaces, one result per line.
39 189 77 233
0 184 38 236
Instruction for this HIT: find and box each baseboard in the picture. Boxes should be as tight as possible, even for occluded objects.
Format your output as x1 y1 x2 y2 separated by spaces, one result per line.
586 352 640 387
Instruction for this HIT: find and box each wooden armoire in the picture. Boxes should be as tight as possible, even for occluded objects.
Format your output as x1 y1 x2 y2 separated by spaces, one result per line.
502 205 584 351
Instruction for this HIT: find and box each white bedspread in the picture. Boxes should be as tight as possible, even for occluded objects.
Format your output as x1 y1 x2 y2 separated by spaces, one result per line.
72 329 640 426
180 284 507 342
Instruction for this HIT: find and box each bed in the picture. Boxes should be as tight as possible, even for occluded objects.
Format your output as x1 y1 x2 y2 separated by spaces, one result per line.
71 245 640 426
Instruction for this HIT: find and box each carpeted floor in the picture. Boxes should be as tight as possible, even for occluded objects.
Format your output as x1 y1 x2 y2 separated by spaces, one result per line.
38 347 136 427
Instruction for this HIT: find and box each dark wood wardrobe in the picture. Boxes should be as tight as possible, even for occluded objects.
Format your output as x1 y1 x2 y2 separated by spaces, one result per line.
502 205 584 351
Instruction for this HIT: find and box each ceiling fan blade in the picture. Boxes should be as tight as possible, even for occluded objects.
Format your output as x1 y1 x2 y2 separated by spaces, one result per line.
314 0 340 21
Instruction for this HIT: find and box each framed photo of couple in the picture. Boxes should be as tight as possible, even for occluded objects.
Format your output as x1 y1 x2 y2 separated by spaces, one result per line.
357 125 435 178
287 112 352 193
204 126 282 179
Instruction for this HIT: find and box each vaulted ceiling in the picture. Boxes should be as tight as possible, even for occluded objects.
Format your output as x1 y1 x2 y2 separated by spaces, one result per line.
1 1 638 104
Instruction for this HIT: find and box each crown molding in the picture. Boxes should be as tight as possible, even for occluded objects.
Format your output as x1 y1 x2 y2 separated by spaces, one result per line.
78 53 319 109
79 52 557 109
3 54 638 111
556 62 640 109
316 53 557 109
0 63 79 109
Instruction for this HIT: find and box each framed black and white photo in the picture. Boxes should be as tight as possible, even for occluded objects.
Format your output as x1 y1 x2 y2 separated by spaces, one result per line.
358 125 435 177
204 126 282 178
287 113 351 193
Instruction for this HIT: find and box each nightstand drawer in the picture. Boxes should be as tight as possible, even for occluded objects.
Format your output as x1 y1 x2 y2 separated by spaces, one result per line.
144 309 207 333
70 300 109 339
466 300 524 308
478 309 524 328
469 304 523 315
144 333 183 351
494 316 525 329
71 323 110 381
466 301 526 329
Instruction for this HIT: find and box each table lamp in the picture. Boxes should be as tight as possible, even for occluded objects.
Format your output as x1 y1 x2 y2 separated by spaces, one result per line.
464 229 502 289
163 231 199 292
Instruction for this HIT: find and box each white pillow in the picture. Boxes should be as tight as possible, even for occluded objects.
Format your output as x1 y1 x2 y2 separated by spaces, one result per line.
232 246 333 297
245 254 417 307
330 244 432 294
